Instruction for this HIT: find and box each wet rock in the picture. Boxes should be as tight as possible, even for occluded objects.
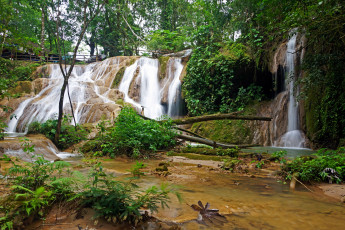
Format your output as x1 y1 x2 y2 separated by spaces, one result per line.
0 134 60 162
156 165 168 172
159 162 170 167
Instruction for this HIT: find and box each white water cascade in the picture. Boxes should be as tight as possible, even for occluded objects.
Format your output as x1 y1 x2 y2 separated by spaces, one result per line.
119 57 165 119
275 33 306 148
6 58 122 133
6 55 186 133
118 57 185 119
166 58 184 117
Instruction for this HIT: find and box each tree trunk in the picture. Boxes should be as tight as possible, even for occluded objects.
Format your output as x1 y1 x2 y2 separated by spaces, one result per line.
40 7 45 61
172 113 272 125
54 78 68 144
176 134 257 149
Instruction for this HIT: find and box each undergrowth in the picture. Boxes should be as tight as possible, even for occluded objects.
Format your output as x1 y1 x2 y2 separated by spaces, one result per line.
281 148 345 183
81 106 177 158
27 114 88 150
0 141 180 229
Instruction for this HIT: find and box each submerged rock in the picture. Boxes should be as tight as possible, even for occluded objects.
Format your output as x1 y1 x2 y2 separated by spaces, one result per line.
0 134 60 161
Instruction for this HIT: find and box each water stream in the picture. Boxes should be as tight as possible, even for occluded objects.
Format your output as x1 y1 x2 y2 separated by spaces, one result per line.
167 58 184 117
78 157 345 229
275 33 306 148
118 56 185 119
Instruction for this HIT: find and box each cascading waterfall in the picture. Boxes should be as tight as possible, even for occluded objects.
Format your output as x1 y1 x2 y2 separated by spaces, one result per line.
275 33 306 148
6 55 186 133
118 57 164 119
6 59 120 133
118 56 185 119
167 58 184 117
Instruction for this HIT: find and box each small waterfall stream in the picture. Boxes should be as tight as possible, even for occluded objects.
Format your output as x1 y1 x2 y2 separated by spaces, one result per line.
167 58 184 117
275 33 306 148
118 56 185 119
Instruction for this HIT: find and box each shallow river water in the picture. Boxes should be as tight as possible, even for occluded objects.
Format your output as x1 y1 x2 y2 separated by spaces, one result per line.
86 157 345 230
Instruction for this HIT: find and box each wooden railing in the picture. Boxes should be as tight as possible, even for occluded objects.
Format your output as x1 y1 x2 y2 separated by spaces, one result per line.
1 53 101 63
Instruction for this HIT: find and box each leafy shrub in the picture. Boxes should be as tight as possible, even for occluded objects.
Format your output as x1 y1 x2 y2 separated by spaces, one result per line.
2 142 180 228
27 114 88 150
282 148 345 183
146 29 187 53
270 150 287 164
85 106 177 158
183 40 261 115
78 163 180 224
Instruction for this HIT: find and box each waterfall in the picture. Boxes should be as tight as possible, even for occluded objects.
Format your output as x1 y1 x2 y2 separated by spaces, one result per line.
118 57 164 119
275 32 306 148
167 58 184 117
6 58 121 133
6 55 187 133
118 56 185 119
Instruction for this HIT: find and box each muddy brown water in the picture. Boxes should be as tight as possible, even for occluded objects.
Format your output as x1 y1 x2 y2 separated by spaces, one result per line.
61 156 345 230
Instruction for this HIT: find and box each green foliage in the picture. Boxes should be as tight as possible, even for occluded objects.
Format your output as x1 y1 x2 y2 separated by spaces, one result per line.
0 211 13 230
13 186 53 216
222 159 242 171
270 150 287 164
146 29 187 53
183 40 262 115
282 148 345 183
0 58 39 82
27 114 88 150
83 106 177 158
255 161 265 169
302 52 345 148
77 163 181 224
128 161 146 178
180 146 239 157
228 84 263 112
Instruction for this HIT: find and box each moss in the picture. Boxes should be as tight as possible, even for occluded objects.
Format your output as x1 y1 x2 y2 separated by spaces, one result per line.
112 67 126 88
167 152 226 161
81 123 95 133
80 140 102 154
128 58 136 66
116 99 125 107
9 81 32 95
191 120 253 145
305 85 323 142
180 147 239 157
158 56 170 80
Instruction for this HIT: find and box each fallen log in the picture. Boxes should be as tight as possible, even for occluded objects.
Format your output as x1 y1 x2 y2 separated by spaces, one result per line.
172 113 272 125
176 133 258 149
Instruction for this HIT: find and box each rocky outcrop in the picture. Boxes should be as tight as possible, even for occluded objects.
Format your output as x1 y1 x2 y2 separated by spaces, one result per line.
128 66 141 102
0 134 60 161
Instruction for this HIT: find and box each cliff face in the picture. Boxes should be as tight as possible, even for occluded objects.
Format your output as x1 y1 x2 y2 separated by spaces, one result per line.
191 35 311 148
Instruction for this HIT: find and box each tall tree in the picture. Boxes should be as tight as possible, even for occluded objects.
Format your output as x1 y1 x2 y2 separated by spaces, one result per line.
50 0 107 144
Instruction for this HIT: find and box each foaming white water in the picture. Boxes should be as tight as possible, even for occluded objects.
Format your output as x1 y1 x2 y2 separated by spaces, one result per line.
6 59 122 132
119 57 165 119
167 58 184 117
139 58 164 118
274 32 306 148
277 130 306 148
118 60 142 109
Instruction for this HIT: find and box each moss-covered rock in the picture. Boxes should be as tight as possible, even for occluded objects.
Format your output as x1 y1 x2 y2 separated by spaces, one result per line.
80 140 102 154
191 120 253 145
180 147 239 157
158 56 170 80
112 66 126 89
9 81 32 95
